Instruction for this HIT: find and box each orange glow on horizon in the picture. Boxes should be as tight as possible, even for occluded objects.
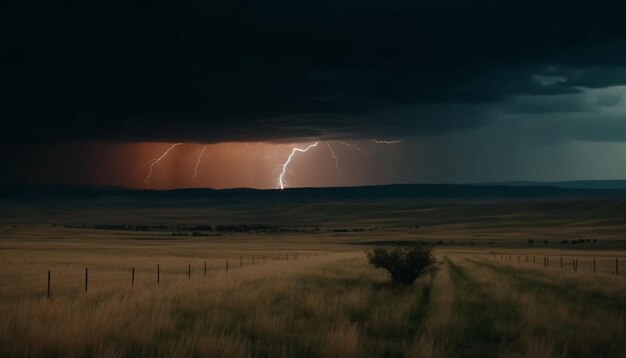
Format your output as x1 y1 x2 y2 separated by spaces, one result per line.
1 140 401 190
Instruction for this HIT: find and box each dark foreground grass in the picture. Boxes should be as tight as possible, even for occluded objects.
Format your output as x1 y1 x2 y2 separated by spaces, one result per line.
0 249 624 357
447 259 522 358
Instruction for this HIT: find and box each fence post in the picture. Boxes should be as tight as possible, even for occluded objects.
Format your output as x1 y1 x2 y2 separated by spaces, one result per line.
188 263 191 279
85 268 88 293
547 257 549 268
617 258 619 276
226 260 228 272
157 264 160 284
240 256 243 268
560 256 563 269
204 261 207 276
593 258 596 273
47 270 51 299
132 267 135 286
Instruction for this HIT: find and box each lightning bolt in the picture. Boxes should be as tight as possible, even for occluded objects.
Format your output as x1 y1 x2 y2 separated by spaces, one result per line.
144 143 183 189
335 141 376 156
193 145 207 178
139 139 400 190
328 143 340 171
372 139 402 144
278 141 319 189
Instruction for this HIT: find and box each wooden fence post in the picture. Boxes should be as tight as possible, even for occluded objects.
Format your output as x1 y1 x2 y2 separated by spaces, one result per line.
204 261 207 276
47 270 51 299
226 260 228 272
132 267 135 286
593 258 596 273
85 268 88 292
188 263 191 279
157 264 160 284
560 256 563 269
616 258 619 276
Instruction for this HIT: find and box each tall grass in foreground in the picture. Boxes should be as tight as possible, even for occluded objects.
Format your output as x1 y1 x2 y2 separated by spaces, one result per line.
0 252 437 357
0 250 624 357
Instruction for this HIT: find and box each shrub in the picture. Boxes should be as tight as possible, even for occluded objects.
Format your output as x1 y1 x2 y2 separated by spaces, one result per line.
366 246 437 285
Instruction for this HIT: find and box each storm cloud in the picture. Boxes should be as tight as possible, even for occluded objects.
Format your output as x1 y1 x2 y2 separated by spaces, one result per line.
2 0 626 143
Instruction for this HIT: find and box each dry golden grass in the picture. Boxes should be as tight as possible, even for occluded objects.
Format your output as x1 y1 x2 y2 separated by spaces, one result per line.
0 240 434 357
448 255 626 357
1 198 625 357
1 234 624 357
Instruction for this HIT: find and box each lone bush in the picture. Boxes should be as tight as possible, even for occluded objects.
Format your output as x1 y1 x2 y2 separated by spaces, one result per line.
366 246 436 285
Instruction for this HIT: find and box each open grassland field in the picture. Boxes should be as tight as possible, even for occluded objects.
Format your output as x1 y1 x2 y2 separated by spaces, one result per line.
1 197 625 357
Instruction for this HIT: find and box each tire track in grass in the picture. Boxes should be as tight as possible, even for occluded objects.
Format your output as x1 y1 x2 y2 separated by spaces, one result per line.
447 257 521 358
465 257 626 358
468 258 626 314
297 257 436 357
371 273 436 358
406 258 458 358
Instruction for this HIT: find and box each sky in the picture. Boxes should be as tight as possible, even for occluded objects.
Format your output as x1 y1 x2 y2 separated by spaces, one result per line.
2 0 626 189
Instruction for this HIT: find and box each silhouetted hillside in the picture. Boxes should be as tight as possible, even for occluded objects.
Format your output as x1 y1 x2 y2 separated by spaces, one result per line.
492 180 626 190
2 183 626 202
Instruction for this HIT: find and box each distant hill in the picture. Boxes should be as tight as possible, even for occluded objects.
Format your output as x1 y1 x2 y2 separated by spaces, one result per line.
489 180 626 190
2 182 626 202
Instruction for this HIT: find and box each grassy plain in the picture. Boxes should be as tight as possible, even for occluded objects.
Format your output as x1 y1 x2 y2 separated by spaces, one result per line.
0 198 625 357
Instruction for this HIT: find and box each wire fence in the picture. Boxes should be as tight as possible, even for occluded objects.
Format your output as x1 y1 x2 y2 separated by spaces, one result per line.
0 251 332 300
454 251 624 276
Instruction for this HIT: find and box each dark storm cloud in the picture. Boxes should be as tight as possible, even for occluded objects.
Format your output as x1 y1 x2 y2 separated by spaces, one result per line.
2 0 626 143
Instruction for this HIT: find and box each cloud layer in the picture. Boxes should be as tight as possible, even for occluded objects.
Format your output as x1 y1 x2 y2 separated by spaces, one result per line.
2 0 626 143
